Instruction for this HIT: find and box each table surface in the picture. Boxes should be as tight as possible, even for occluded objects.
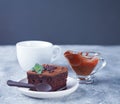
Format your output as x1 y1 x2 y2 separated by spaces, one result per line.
0 45 120 104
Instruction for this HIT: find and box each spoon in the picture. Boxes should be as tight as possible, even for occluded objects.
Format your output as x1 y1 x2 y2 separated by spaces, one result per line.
7 80 52 92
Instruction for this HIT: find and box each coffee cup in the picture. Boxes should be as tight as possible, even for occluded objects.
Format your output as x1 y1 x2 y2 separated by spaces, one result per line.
16 40 61 71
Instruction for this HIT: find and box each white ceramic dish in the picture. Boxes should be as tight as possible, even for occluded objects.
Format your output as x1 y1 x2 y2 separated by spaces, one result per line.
18 77 79 98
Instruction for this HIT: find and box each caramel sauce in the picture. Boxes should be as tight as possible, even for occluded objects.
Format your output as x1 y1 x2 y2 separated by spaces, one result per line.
64 51 99 76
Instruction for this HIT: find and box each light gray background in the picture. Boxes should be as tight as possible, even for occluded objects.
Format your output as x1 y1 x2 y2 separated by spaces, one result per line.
0 0 120 45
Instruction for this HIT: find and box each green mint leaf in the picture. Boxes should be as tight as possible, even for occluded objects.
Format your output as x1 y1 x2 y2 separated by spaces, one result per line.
37 70 42 74
32 63 44 74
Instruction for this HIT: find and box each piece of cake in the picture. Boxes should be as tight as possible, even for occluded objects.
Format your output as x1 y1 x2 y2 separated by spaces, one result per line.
27 64 68 91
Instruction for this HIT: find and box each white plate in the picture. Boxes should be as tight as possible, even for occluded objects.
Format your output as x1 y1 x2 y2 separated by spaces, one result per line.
18 77 79 98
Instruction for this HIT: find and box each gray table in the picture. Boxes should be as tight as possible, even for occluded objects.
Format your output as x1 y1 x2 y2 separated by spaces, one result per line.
0 45 120 104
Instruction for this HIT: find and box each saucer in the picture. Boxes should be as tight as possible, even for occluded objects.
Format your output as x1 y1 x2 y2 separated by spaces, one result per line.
18 77 79 98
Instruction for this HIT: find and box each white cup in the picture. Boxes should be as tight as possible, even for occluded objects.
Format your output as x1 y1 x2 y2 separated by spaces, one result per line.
16 40 61 71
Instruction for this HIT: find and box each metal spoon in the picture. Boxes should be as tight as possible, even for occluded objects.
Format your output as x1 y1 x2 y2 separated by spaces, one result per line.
7 80 52 92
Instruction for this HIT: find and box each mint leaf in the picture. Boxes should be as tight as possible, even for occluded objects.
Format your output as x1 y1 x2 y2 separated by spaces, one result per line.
32 63 44 74
37 70 42 74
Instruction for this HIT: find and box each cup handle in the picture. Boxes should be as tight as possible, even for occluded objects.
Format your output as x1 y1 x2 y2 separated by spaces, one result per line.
99 57 107 70
92 57 106 74
51 45 61 63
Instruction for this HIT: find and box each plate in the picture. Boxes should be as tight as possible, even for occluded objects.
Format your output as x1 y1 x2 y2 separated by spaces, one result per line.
18 77 79 98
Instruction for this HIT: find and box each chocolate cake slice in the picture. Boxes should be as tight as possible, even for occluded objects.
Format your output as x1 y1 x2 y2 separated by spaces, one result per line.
27 64 68 91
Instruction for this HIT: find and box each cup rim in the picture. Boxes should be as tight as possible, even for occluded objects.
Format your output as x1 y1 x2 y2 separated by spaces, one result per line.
67 50 101 56
16 40 53 48
81 51 101 56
